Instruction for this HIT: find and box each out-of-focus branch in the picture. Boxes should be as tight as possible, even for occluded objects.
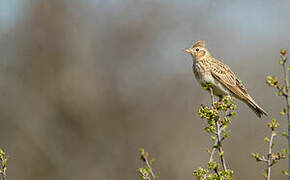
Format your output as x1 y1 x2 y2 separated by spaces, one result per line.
281 50 290 179
263 50 290 179
267 131 275 180
0 149 7 180
252 119 287 180
138 149 158 180
145 156 156 179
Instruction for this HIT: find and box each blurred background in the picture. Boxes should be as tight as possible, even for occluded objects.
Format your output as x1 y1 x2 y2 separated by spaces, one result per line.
0 0 290 179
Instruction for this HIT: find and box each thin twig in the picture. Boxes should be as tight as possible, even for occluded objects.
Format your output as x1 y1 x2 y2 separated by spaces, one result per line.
200 139 218 180
213 167 221 178
209 139 218 161
145 157 156 180
0 151 7 180
208 87 217 163
201 88 218 180
257 157 268 162
2 171 6 180
201 87 229 179
209 88 227 171
2 167 7 180
209 88 215 106
216 121 227 171
267 132 275 180
208 88 217 163
281 53 290 179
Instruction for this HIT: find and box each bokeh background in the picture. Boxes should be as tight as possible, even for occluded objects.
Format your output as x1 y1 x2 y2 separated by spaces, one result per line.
0 0 290 179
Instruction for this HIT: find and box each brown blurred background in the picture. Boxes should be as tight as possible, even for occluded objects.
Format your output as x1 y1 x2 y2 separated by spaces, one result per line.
0 0 290 179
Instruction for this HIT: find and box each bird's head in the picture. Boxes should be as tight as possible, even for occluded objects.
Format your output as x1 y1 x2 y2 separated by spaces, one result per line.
185 40 210 60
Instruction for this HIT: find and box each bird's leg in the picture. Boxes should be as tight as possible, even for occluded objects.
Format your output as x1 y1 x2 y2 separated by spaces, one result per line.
209 88 215 106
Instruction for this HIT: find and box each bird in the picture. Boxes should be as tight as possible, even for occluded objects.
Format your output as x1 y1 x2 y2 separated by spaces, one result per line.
184 40 267 118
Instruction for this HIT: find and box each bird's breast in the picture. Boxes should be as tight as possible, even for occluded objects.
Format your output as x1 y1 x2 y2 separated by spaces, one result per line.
192 60 207 82
192 60 230 96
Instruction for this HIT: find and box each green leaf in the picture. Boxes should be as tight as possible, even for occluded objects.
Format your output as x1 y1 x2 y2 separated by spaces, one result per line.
201 82 214 90
219 151 224 157
264 137 270 142
139 148 145 154
213 144 219 149
0 149 4 155
279 60 283 65
156 172 160 179
224 130 231 138
280 108 286 115
139 148 148 162
150 158 155 165
251 153 260 160
282 132 288 137
282 170 289 176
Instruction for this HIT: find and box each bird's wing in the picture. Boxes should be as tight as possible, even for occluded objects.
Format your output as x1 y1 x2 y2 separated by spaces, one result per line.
210 58 250 100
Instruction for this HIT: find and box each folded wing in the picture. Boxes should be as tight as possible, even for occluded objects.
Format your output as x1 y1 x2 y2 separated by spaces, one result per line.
209 59 250 100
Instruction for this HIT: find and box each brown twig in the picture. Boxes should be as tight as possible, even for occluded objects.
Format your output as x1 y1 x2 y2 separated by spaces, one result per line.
216 121 227 171
267 132 275 180
209 88 227 171
145 156 156 180
201 89 219 180
281 53 290 179
2 167 6 180
209 139 218 161
0 150 7 180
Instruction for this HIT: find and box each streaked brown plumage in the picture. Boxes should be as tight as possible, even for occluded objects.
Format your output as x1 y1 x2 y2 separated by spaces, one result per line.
185 40 267 117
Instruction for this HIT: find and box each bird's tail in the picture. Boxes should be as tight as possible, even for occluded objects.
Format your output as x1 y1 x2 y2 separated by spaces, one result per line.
245 98 268 118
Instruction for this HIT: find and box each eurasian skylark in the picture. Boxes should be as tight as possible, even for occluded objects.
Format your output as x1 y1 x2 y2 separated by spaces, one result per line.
185 41 267 117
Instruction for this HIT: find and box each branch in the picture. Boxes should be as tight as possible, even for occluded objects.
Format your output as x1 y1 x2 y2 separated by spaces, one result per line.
209 139 218 161
209 88 227 171
208 87 217 163
138 149 158 180
194 85 235 179
257 157 268 162
0 149 7 180
267 132 275 180
252 50 290 179
145 156 156 179
281 52 290 180
216 121 227 171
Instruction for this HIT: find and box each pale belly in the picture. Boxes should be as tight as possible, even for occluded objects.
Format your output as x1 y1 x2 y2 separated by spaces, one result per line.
193 62 230 97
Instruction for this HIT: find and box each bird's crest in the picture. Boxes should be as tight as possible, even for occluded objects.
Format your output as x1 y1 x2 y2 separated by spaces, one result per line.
193 40 206 48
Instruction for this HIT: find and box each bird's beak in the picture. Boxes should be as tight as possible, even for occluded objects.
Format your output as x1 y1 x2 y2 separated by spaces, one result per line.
184 48 193 53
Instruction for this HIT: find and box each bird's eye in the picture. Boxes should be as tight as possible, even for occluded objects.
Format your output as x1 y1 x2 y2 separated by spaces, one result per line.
196 48 199 52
